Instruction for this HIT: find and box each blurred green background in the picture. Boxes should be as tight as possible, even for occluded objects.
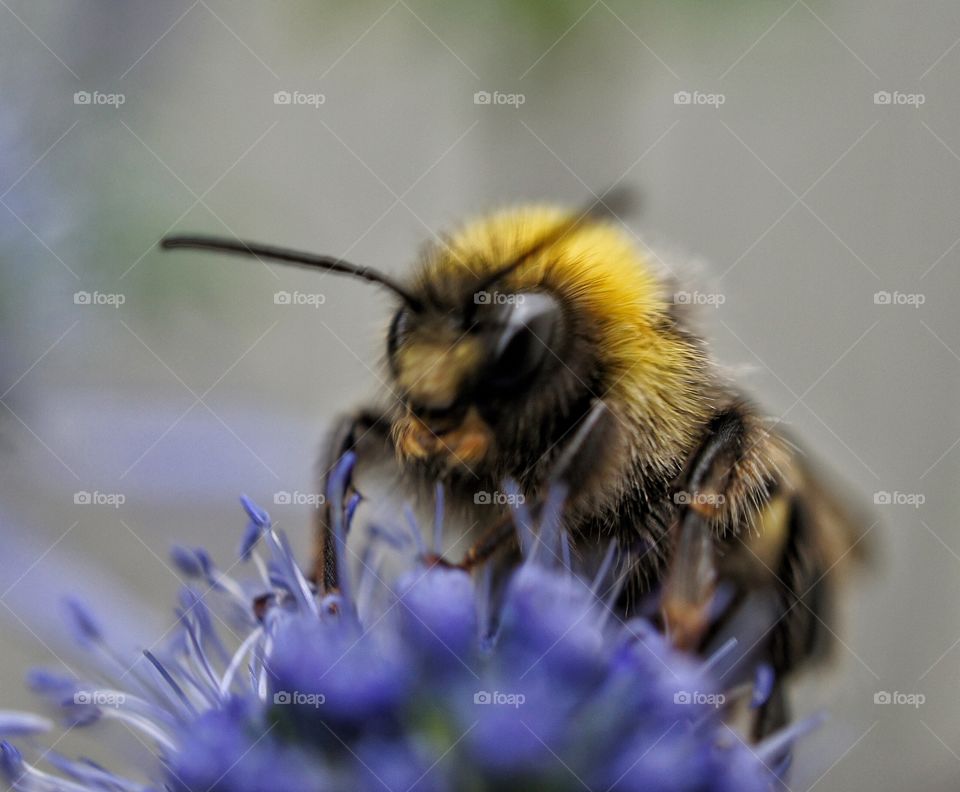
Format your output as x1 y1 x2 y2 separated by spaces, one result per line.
2 2 959 789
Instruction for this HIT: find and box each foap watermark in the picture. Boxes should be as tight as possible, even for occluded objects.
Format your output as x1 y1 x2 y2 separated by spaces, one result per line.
74 90 125 108
674 290 725 308
274 490 325 508
274 290 326 308
273 690 325 708
874 691 925 708
673 690 725 708
74 490 126 508
873 90 925 108
873 490 925 508
74 690 126 708
473 90 525 108
674 90 725 108
473 690 525 708
474 490 525 506
474 290 525 306
874 290 924 308
74 290 126 308
673 490 726 507
273 90 325 108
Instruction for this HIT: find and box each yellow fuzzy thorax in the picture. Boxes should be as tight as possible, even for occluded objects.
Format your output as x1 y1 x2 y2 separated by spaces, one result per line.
417 206 713 473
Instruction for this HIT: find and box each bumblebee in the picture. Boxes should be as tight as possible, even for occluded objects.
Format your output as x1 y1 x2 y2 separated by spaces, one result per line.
162 194 866 736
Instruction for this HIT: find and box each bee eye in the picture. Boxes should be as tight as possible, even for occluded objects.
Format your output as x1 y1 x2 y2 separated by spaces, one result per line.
486 292 562 392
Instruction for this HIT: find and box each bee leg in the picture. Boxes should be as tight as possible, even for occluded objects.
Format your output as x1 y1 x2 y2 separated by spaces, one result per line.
753 674 790 741
453 400 614 571
453 512 518 571
312 408 392 592
662 410 744 651
661 508 718 651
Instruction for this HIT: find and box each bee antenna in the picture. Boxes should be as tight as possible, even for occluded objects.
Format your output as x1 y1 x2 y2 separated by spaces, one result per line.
159 235 424 312
468 185 637 301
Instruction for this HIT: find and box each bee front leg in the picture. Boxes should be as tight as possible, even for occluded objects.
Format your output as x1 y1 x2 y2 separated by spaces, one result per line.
312 408 392 592
453 400 615 572
452 511 518 571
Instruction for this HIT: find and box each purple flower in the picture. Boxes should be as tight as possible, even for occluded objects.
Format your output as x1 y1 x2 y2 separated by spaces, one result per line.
0 487 807 791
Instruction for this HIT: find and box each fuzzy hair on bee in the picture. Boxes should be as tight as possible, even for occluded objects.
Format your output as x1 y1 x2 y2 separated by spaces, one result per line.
160 194 867 739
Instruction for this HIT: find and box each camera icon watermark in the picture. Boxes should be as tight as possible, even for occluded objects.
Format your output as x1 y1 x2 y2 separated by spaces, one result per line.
873 490 925 508
274 290 326 308
474 490 525 506
874 690 925 708
473 90 525 108
673 90 725 108
74 91 126 108
673 490 726 507
273 690 325 707
74 290 126 308
873 90 925 108
273 90 325 108
673 690 725 708
74 490 126 508
273 490 325 508
873 290 925 308
673 290 725 308
74 690 125 708
473 291 525 305
473 690 525 708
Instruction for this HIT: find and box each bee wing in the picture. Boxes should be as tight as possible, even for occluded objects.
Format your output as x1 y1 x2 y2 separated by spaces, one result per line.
791 450 875 572
755 449 873 673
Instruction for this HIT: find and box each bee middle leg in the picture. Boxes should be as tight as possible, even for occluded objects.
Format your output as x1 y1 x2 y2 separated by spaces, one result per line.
661 405 804 741
662 406 765 650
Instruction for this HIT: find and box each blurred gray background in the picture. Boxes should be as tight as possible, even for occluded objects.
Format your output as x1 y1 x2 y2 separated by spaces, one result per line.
1 1 958 789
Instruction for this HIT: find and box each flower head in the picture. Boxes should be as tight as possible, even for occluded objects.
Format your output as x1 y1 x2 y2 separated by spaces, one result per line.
0 478 805 791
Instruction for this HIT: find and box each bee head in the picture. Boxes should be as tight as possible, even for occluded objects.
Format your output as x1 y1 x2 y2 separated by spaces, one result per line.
385 287 577 472
387 199 710 483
